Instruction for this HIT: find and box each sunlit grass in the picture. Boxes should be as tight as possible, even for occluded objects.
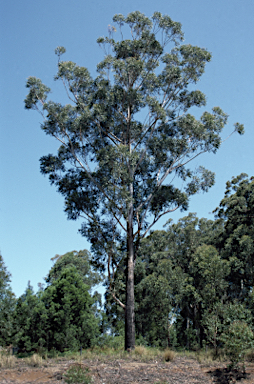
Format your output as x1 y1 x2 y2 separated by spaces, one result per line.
12 344 241 368
26 353 43 367
48 345 166 363
0 353 17 368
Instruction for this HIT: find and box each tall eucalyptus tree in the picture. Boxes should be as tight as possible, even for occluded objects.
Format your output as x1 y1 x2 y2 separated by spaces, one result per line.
25 11 243 349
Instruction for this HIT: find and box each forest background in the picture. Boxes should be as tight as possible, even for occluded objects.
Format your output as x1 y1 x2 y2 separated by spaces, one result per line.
1 172 254 356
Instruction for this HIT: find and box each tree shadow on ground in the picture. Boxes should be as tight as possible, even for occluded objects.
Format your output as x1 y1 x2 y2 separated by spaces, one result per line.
208 367 249 384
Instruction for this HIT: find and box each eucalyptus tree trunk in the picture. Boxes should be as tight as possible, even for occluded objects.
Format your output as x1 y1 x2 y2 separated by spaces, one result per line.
125 144 135 349
125 216 135 350
124 94 135 350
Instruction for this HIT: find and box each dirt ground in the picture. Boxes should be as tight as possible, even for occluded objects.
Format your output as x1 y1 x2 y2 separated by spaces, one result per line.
1 355 254 384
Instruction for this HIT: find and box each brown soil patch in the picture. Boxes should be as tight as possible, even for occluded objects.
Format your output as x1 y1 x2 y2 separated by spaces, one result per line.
0 356 254 384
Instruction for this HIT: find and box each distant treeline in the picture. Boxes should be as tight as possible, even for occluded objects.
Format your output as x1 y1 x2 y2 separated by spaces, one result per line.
1 174 254 353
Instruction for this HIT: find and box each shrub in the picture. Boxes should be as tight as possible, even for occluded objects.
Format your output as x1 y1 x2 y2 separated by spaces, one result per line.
221 321 254 371
95 334 124 350
63 363 93 384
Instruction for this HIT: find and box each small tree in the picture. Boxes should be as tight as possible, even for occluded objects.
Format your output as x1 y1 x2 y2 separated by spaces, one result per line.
42 267 99 351
25 11 243 350
13 282 40 351
221 321 254 372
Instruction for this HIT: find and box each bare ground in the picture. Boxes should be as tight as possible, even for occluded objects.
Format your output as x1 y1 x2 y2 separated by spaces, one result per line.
0 355 254 384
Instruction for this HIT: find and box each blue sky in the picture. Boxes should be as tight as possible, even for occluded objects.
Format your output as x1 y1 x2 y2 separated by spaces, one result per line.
1 0 254 297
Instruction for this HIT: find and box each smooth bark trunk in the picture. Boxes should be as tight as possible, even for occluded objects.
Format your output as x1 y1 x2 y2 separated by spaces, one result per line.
125 192 135 350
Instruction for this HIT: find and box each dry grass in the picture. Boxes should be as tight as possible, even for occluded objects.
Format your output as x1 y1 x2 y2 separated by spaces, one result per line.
77 345 173 363
133 345 147 356
177 348 228 365
196 349 215 364
0 353 17 368
84 347 126 361
68 345 163 363
132 345 162 362
26 353 43 367
163 348 175 362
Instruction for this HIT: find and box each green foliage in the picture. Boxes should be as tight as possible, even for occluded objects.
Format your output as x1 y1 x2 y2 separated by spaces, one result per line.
42 266 99 351
13 265 100 352
0 254 16 346
214 174 254 299
95 334 124 349
221 321 254 371
202 302 223 352
190 244 230 305
221 301 253 327
0 253 12 292
13 282 42 351
63 364 92 384
46 249 102 289
202 300 253 358
136 214 228 348
105 213 229 348
46 249 103 310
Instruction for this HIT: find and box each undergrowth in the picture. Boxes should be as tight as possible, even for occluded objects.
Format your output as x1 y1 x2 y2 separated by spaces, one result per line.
63 363 92 384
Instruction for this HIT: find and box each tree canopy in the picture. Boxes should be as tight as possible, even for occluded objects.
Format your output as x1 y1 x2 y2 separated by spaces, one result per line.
46 249 103 289
214 174 254 299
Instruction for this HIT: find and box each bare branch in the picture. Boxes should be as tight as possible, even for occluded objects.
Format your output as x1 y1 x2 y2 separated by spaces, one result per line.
111 292 126 309
135 145 208 232
60 77 76 104
140 205 179 239
112 211 127 232
95 120 123 145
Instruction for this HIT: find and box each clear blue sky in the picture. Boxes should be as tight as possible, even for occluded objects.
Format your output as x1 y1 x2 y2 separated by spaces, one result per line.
1 0 254 297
